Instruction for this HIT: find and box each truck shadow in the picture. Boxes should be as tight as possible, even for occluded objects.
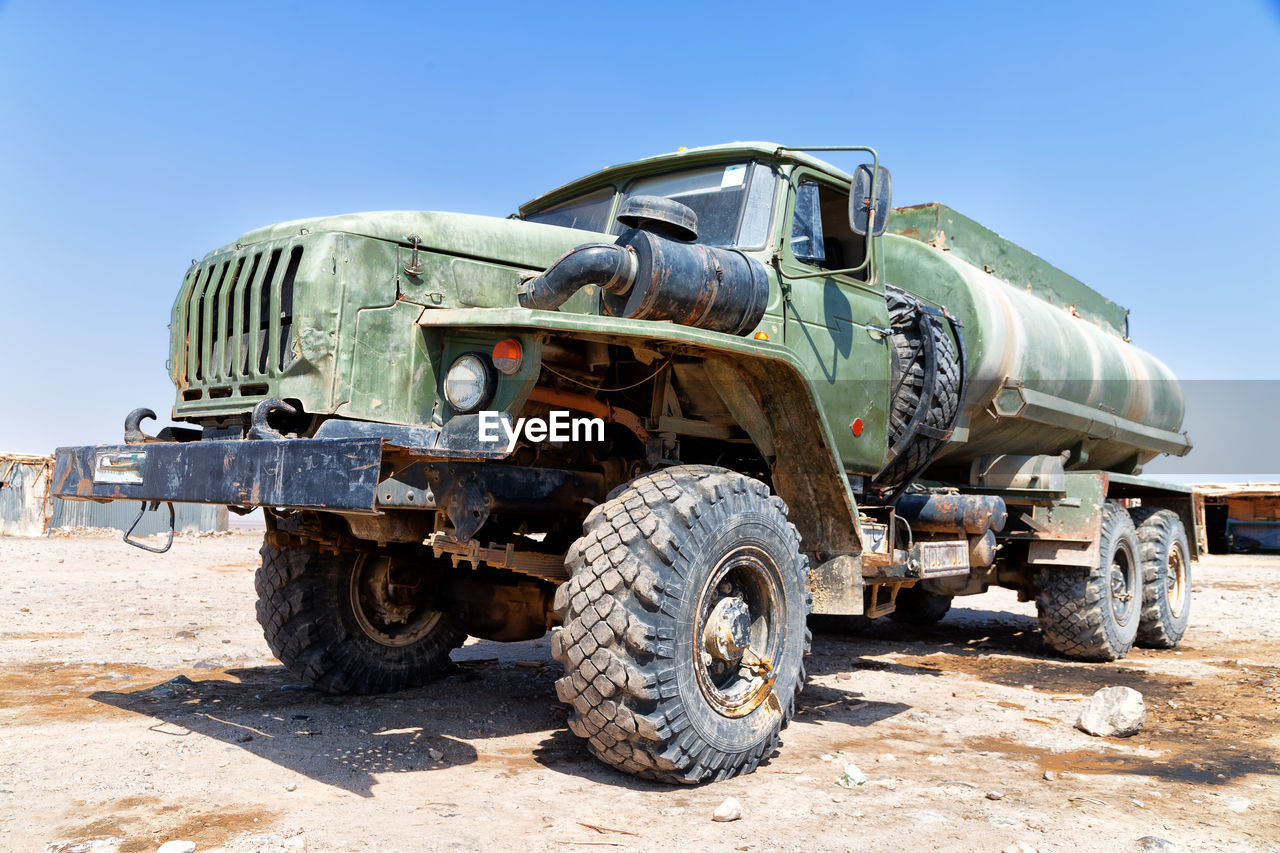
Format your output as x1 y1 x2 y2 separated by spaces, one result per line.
529 683 911 788
90 644 569 797
89 640 915 794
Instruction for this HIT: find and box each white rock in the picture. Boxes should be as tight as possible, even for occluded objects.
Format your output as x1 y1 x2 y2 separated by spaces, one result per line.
157 842 196 853
1075 686 1146 737
1137 837 1178 852
835 763 866 788
1222 795 1251 812
1001 843 1037 853
712 797 742 822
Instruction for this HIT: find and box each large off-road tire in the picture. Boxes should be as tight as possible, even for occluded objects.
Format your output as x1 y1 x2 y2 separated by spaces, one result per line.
872 285 963 493
1035 501 1142 661
255 542 465 694
1128 507 1192 648
889 584 953 625
551 465 811 783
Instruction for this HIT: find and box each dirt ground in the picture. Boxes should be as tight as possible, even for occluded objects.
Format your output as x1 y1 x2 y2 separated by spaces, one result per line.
1 532 1276 853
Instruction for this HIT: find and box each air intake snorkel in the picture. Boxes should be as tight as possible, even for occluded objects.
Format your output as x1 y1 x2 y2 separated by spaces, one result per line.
519 196 768 337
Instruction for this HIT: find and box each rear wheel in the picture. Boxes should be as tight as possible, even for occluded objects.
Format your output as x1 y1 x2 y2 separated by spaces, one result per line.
255 540 464 694
889 584 953 625
551 465 810 783
1128 508 1192 648
1035 501 1142 661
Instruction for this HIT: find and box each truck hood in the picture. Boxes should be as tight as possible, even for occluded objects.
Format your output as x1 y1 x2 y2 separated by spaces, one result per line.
214 210 611 270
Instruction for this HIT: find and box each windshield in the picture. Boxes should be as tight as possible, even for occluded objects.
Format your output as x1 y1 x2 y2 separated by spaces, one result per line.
521 187 614 232
524 161 778 249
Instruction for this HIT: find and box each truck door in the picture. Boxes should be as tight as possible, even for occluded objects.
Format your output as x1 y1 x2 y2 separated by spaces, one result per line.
779 171 891 476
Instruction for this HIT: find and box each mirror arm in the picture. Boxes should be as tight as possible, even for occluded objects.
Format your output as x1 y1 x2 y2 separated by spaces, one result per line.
775 145 885 282
780 260 872 280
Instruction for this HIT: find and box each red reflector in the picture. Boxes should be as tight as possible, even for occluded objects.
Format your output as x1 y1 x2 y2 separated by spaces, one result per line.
850 418 864 437
492 338 523 374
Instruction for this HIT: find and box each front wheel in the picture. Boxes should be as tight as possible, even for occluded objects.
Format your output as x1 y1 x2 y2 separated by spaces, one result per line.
551 466 811 783
255 540 465 694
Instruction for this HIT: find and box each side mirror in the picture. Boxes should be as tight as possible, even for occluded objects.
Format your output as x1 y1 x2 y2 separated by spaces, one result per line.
849 164 892 237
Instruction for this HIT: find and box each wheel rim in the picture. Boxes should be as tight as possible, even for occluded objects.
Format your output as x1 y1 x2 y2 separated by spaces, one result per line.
692 545 786 718
1167 541 1189 613
1108 543 1138 625
348 553 442 647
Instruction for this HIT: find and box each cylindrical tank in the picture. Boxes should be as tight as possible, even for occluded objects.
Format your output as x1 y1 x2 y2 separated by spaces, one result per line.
883 233 1188 473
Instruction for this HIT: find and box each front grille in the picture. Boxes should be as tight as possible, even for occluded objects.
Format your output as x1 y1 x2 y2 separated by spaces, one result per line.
180 241 303 394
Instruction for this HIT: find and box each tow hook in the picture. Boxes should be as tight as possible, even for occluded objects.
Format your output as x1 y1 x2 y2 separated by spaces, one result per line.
249 398 297 440
124 408 157 444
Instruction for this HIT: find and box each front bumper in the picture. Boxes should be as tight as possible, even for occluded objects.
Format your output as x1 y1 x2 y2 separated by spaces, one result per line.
52 438 386 512
52 427 604 525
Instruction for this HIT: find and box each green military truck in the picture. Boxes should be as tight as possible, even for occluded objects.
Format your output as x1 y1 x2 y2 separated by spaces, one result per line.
54 142 1196 783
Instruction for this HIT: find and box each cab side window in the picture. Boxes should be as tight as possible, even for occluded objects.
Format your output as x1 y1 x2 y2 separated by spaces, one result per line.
789 178 866 279
791 181 825 262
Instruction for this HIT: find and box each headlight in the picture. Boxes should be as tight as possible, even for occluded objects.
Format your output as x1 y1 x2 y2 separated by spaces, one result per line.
444 354 493 412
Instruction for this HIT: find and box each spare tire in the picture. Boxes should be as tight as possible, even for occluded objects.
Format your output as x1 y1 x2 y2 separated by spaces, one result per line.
872 285 962 494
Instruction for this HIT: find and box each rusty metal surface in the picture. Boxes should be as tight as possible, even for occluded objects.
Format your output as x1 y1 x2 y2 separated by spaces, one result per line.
808 554 863 615
525 385 649 445
428 531 569 582
52 440 384 512
913 539 971 578
896 493 1007 535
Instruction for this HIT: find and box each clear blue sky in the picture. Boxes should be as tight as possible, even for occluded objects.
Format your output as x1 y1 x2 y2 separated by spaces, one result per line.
2 2 1278 475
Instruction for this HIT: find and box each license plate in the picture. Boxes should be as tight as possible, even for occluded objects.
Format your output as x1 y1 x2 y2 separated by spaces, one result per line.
94 450 147 485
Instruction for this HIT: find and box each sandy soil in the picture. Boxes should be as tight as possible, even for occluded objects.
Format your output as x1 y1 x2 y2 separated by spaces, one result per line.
1 531 1277 852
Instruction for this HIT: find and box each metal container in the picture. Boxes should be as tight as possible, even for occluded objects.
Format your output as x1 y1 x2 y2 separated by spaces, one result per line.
886 204 1189 473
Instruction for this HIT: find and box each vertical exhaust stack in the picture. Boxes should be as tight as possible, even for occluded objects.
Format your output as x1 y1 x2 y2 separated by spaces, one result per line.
519 196 769 337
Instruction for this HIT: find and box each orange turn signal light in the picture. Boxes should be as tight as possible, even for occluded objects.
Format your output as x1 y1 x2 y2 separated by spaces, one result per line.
492 338 523 375
753 331 769 341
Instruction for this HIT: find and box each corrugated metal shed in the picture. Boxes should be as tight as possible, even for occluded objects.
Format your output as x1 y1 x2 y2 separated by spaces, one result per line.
0 454 54 536
1 453 227 537
50 498 228 536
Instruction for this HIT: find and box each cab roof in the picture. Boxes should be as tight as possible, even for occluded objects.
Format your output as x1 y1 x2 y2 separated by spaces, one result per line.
518 141 856 216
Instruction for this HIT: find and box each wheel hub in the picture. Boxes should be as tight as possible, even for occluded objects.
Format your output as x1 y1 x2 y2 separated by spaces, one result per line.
692 547 785 719
349 554 442 648
1168 544 1188 611
1109 555 1134 622
703 596 752 662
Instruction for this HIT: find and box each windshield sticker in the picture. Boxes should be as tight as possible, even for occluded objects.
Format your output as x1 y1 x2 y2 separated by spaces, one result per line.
720 164 747 188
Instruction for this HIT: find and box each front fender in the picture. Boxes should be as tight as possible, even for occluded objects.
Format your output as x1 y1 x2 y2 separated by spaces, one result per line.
417 307 863 561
